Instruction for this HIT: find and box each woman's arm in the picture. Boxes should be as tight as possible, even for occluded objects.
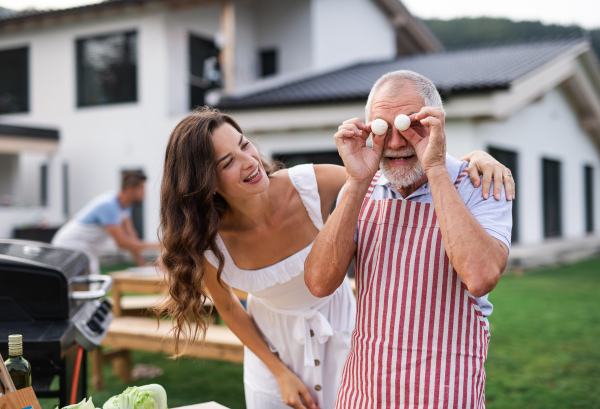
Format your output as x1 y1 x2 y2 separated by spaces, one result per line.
313 164 347 223
202 258 319 409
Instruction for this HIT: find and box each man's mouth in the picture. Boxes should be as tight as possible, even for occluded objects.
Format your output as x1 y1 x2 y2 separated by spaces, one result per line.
244 166 261 182
383 149 416 163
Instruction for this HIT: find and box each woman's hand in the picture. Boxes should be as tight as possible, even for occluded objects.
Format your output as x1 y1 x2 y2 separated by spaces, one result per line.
276 369 320 409
460 150 515 201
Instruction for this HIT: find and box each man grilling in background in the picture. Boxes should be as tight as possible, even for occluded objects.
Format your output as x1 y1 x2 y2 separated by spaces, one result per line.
52 170 160 274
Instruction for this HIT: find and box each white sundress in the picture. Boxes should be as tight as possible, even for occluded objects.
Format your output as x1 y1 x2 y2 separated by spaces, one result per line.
205 164 356 409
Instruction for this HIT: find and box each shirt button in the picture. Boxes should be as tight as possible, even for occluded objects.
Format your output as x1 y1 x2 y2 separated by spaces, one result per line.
314 359 320 366
315 385 322 391
310 330 315 337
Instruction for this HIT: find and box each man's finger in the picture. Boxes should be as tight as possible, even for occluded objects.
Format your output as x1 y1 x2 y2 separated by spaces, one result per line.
415 107 446 124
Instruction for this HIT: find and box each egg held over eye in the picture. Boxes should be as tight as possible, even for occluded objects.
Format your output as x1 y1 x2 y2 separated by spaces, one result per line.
394 114 411 132
370 118 388 136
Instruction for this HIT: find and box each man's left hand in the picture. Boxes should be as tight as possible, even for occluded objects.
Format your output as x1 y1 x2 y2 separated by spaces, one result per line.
400 107 447 173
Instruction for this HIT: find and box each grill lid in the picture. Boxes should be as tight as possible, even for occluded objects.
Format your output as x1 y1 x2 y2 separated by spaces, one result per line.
0 239 85 276
0 239 90 321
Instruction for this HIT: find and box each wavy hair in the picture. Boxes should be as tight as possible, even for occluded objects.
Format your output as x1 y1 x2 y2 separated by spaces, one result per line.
155 106 279 356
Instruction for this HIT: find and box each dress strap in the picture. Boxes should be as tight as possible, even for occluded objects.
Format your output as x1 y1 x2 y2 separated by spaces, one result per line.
288 164 324 230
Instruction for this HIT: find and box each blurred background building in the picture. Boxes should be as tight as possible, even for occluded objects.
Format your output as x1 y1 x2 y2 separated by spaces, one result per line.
0 0 599 266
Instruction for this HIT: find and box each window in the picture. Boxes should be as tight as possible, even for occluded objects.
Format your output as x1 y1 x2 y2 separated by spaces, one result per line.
488 147 519 243
76 31 137 107
259 49 277 78
584 165 594 233
0 47 29 114
62 163 69 217
40 164 48 207
189 34 221 109
542 158 562 238
121 169 145 239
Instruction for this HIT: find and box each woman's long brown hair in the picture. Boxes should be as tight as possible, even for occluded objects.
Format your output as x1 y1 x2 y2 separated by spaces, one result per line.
156 107 279 356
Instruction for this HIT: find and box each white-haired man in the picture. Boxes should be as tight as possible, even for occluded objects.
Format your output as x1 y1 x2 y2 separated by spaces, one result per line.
305 70 512 408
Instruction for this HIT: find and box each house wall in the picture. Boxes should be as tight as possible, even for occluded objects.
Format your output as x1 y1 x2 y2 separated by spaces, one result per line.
311 0 396 70
0 9 174 239
446 87 600 245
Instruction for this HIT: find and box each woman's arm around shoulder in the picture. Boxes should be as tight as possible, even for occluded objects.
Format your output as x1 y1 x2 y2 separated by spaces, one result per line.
313 164 347 224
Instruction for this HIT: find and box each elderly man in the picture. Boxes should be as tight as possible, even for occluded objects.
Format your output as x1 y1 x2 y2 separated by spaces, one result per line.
305 70 512 408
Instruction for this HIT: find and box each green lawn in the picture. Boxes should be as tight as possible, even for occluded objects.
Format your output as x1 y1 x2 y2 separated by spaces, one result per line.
39 257 600 409
485 256 600 408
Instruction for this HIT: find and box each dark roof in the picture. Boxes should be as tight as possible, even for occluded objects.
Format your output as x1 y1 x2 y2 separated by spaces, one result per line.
0 124 59 140
218 38 587 110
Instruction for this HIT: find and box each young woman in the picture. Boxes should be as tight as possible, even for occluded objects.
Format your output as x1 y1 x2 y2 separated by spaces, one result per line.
157 108 514 409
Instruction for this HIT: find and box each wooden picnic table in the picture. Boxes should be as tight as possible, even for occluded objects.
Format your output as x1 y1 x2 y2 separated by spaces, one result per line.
108 269 248 317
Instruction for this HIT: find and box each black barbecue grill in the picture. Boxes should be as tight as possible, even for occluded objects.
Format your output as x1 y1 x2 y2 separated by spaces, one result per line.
0 239 114 407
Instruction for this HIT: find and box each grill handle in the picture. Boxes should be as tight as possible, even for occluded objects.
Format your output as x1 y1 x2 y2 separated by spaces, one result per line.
69 274 113 300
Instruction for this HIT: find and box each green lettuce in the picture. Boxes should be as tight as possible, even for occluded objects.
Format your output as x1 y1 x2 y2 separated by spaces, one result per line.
58 397 95 409
102 384 167 409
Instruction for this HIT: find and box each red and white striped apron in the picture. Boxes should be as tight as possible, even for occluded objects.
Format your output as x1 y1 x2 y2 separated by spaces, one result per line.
335 170 490 409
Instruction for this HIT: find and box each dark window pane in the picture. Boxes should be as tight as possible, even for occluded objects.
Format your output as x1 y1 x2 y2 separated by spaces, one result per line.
189 34 221 109
488 147 519 243
584 165 594 233
542 158 562 238
62 163 69 217
40 164 48 207
0 47 29 114
77 31 137 107
121 169 144 239
259 49 277 77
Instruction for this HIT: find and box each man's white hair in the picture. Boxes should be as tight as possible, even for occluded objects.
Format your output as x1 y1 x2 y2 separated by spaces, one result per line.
365 70 443 121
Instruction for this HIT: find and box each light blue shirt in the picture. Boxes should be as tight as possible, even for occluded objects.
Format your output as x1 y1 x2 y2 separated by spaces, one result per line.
75 191 132 226
340 155 513 320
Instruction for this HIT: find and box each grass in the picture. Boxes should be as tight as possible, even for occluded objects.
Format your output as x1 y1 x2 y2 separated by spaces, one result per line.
39 257 600 409
485 257 600 408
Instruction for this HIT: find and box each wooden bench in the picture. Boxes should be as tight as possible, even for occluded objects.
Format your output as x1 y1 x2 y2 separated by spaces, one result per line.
92 317 244 390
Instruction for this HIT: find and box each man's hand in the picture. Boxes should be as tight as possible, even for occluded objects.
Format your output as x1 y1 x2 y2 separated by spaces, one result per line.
335 118 385 183
400 107 447 173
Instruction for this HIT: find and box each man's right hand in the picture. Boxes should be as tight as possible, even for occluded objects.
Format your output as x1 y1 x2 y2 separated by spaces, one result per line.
335 118 385 184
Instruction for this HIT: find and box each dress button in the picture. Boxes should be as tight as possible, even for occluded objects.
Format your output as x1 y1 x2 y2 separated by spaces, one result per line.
314 385 322 391
314 359 320 366
310 330 315 337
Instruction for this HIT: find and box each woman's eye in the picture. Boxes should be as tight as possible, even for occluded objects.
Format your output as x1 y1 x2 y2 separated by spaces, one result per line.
222 159 233 169
242 141 250 149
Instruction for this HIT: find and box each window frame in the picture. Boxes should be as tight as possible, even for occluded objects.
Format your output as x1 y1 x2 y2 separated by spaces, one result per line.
75 30 138 108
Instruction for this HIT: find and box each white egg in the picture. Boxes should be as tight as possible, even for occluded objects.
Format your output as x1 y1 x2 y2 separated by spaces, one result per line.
371 118 388 136
394 114 411 131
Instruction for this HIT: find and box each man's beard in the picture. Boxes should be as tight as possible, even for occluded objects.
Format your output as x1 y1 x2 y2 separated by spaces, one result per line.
380 147 426 188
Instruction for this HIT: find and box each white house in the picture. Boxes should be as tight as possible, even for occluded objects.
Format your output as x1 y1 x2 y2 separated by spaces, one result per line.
218 38 600 265
0 0 440 241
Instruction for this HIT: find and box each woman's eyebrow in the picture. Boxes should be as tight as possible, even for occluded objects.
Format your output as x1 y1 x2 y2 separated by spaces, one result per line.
217 134 244 164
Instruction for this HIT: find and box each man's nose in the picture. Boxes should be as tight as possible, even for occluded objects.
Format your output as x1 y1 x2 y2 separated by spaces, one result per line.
385 129 408 150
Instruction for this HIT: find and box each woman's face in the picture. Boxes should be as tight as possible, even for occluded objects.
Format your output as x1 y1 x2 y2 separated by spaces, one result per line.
211 122 268 198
